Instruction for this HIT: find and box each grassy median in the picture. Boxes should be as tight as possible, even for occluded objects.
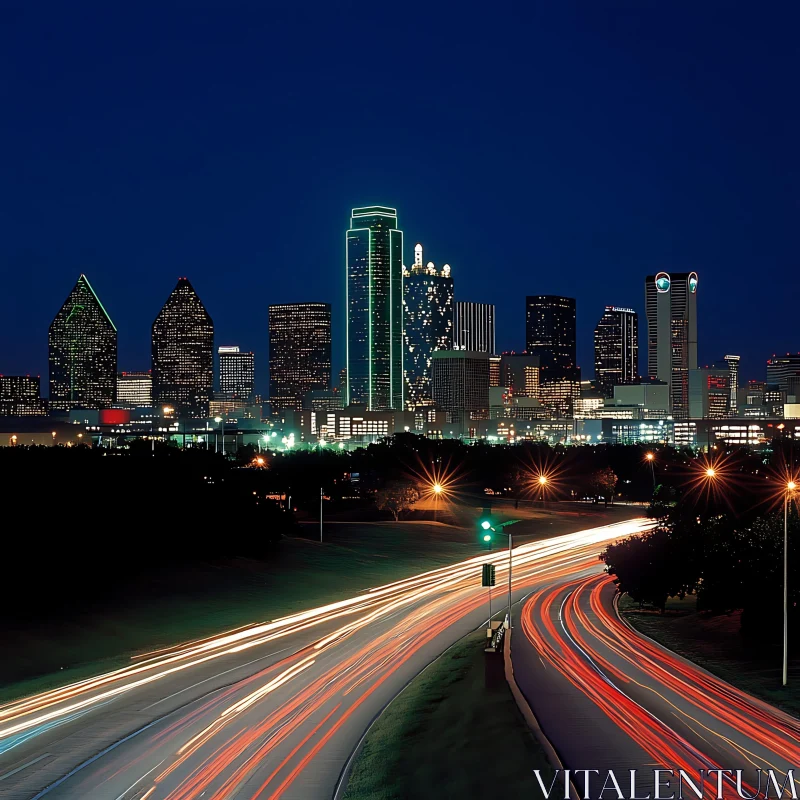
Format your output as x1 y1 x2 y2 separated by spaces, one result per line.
343 629 553 800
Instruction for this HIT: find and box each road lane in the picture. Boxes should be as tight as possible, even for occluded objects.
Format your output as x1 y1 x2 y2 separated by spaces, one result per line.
0 519 651 799
514 574 800 799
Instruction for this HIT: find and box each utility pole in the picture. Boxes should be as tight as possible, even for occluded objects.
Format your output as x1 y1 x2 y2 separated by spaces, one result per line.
320 486 324 543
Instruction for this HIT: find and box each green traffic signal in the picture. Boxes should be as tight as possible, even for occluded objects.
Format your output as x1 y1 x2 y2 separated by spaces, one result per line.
482 533 492 542
481 520 491 530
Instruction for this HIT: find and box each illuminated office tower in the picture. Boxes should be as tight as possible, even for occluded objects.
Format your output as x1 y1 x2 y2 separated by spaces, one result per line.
431 350 490 425
346 206 404 410
453 302 495 354
689 368 729 419
711 355 740 414
403 243 454 409
49 274 117 411
594 306 639 397
767 354 800 399
0 376 47 416
151 278 214 417
645 271 698 419
218 346 255 399
525 296 576 374
116 372 153 408
268 303 331 411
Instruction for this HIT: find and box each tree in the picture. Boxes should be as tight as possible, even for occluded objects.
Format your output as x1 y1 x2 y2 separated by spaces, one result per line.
589 466 618 504
375 481 420 521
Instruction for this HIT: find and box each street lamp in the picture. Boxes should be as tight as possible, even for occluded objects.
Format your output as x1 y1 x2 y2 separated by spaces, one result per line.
214 416 224 455
783 479 797 687
705 467 716 479
480 519 519 630
432 483 444 495
645 452 656 489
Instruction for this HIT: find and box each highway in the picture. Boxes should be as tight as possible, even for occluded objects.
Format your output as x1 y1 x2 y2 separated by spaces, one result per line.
513 574 800 799
0 518 649 800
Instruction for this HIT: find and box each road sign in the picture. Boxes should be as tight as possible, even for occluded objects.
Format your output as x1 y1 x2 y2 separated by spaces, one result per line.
481 563 496 587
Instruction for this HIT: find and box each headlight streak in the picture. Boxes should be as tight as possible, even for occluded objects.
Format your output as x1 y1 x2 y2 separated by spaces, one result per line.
2 520 654 799
519 574 800 799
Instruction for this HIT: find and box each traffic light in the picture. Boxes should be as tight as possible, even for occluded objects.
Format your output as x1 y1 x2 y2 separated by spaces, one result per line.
481 563 496 587
479 518 493 548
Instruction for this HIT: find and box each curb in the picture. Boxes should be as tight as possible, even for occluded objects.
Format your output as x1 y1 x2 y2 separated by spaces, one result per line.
504 628 580 800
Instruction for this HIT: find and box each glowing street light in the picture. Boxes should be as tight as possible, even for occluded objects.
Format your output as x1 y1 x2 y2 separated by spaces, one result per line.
214 416 225 455
783 478 798 686
705 467 716 479
645 452 656 489
645 452 654 461
432 483 443 495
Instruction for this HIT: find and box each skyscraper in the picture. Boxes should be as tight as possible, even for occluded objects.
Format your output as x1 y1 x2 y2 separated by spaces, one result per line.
268 302 331 411
0 376 47 416
594 306 639 397
525 296 576 373
403 243 454 409
346 206 403 410
711 355 740 414
766 354 800 399
645 271 698 419
218 346 255 399
431 350 490 425
116 372 153 408
151 278 214 417
453 302 495 354
49 274 117 411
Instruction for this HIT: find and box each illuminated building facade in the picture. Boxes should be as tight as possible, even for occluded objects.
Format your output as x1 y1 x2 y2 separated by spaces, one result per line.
431 350 490 425
453 302 495 354
218 346 255 399
594 306 639 397
151 278 214 417
712 355 740 414
767 354 800 399
402 243 454 409
116 372 152 408
346 206 403 410
49 274 117 411
688 368 730 419
0 376 47 416
268 302 331 411
645 271 698 419
499 354 540 398
489 355 501 387
525 296 576 374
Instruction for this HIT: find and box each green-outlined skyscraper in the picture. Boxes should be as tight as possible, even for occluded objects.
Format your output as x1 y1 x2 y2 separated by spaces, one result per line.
49 274 117 411
346 206 403 410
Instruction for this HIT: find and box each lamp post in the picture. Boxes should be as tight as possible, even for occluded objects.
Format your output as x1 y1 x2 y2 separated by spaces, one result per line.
784 480 797 687
214 416 224 456
482 519 520 629
538 474 548 507
646 452 656 489
320 487 324 543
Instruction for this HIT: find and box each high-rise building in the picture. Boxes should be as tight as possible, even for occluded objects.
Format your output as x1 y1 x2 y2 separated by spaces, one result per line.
525 296 576 374
711 355 740 414
403 243 454 409
116 372 152 408
594 306 639 397
151 278 214 417
346 206 403 410
767 354 800 399
218 346 255 399
49 274 117 411
431 350 489 425
499 354 540 398
489 355 501 388
453 302 495 354
689 368 729 419
0 376 47 416
268 302 331 411
645 271 698 419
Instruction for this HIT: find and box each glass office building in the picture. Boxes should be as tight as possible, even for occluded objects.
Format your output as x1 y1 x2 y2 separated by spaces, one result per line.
594 306 639 397
49 274 117 411
403 243 454 409
346 206 404 410
151 278 214 417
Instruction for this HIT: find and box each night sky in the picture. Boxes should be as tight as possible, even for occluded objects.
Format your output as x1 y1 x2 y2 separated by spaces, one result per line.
2 2 797 395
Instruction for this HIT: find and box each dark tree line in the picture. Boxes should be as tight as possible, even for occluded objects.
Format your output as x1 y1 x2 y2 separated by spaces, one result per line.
602 441 800 644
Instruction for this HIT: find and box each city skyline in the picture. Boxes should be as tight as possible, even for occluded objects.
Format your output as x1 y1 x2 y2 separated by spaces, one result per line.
2 6 797 391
